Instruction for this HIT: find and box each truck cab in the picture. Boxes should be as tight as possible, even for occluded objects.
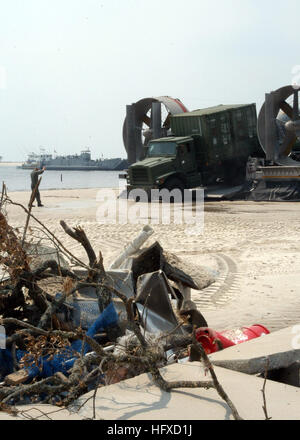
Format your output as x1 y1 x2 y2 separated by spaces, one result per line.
127 136 201 193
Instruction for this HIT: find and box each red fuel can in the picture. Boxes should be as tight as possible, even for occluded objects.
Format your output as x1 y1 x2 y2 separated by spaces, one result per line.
195 324 270 354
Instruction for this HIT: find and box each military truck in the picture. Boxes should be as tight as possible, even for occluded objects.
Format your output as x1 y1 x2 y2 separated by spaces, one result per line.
126 104 262 194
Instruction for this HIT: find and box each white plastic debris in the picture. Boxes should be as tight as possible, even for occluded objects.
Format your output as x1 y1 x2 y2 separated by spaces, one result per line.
109 225 154 270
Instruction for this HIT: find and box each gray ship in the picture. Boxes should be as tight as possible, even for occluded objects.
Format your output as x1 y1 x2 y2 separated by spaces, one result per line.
18 149 128 171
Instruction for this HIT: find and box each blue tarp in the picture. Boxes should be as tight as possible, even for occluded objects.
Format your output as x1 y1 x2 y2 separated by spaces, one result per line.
0 302 118 381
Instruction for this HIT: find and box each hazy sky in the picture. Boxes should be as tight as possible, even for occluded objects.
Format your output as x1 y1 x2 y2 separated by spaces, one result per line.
0 0 300 161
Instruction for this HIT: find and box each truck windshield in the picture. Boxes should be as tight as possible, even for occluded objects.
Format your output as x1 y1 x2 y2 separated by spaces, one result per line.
147 142 177 157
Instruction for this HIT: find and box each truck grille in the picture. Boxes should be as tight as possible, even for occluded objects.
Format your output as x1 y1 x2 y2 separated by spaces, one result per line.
131 167 149 183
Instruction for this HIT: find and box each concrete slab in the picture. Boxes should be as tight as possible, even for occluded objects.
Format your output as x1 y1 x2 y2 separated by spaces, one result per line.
268 361 300 387
209 325 300 375
72 362 300 420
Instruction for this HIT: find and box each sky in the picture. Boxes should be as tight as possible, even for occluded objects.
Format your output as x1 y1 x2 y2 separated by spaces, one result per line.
0 0 300 161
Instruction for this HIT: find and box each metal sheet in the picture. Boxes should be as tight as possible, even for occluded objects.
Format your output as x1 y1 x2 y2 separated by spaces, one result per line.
106 269 134 299
67 269 134 329
135 270 184 334
119 241 201 291
136 304 179 334
72 269 134 300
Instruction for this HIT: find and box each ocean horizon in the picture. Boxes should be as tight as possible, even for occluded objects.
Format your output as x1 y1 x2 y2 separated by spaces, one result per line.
0 164 122 192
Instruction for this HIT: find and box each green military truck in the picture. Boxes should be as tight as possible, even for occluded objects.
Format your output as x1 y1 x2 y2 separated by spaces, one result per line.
126 104 262 194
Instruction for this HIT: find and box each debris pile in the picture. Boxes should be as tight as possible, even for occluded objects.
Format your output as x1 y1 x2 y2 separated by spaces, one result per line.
0 187 270 420
0 189 219 412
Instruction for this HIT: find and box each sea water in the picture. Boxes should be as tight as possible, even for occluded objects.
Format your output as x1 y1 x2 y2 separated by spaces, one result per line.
0 164 121 191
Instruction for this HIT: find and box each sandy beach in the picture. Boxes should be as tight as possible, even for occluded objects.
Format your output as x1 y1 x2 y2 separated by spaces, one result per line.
3 187 300 334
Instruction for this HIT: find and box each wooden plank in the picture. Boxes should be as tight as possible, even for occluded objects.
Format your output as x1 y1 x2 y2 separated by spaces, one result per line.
5 369 30 386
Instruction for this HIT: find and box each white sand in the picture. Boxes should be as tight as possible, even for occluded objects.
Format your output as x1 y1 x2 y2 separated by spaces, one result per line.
0 162 22 166
3 187 300 333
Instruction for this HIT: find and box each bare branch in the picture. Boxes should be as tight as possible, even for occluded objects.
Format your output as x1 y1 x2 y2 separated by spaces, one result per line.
60 221 97 269
190 333 243 420
261 358 272 420
22 177 42 246
3 196 88 269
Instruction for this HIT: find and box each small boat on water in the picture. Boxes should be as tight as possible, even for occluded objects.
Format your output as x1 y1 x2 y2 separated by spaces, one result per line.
18 149 128 171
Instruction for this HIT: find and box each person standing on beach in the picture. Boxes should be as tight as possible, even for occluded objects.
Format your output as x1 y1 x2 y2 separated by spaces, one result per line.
30 166 46 207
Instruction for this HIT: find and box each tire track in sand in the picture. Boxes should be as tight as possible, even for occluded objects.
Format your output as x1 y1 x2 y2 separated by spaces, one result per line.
191 253 242 310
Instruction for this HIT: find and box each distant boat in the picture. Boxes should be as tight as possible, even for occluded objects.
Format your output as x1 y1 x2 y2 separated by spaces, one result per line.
18 149 128 171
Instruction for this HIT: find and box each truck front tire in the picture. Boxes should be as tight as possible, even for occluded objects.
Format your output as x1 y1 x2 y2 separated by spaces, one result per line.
162 177 185 201
164 177 185 191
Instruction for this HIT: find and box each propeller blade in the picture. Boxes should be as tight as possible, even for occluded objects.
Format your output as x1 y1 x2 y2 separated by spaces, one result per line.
163 113 171 128
279 101 293 119
142 114 151 127
280 131 297 157
293 90 299 121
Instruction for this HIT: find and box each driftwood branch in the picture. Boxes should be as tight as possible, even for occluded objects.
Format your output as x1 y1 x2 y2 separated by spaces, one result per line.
261 358 272 420
147 361 214 392
1 375 67 405
60 221 97 269
3 196 88 268
0 182 7 210
22 177 42 246
32 260 79 280
59 222 112 311
190 333 243 420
